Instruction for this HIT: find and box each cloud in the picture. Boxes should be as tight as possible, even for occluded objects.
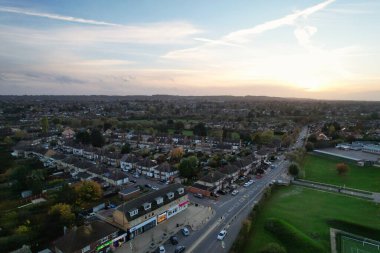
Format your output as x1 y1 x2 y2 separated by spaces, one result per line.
163 0 335 60
294 25 318 47
222 0 335 43
0 6 121 26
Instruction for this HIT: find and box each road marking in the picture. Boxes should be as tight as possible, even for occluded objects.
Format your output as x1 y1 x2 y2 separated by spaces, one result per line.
187 218 222 253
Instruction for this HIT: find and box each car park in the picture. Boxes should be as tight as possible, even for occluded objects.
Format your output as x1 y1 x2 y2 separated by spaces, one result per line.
182 227 190 236
217 230 227 240
174 246 186 253
231 190 239 196
170 236 179 245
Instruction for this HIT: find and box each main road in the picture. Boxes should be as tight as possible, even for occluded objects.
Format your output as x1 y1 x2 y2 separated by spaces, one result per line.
174 126 308 253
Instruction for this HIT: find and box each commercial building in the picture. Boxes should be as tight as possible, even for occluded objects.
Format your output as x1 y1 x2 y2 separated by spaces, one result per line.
112 183 189 239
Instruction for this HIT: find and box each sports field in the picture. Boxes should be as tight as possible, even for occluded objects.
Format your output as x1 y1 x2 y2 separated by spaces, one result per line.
302 154 380 192
340 235 380 253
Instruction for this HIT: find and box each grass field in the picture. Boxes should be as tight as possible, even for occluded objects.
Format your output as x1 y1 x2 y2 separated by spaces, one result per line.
302 154 380 192
340 235 380 253
244 186 380 253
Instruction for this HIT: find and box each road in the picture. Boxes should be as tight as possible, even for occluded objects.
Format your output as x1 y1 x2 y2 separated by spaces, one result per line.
167 126 309 253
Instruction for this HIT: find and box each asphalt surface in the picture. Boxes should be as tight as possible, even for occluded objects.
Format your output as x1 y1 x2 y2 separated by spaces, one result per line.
178 126 309 253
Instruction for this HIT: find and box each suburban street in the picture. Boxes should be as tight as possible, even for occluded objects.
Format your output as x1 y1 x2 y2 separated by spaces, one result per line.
160 126 308 253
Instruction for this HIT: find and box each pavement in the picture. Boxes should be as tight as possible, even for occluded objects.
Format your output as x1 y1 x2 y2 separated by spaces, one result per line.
114 203 214 253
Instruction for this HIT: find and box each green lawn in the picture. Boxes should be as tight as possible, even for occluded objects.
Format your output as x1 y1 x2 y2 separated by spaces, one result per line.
245 186 380 253
302 154 380 192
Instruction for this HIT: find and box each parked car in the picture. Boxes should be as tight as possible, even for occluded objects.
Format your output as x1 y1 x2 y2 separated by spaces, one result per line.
133 174 140 178
193 193 203 199
145 184 152 189
170 236 179 245
174 246 186 253
243 182 250 187
217 190 227 195
130 179 137 184
182 227 190 236
158 245 165 253
152 186 159 190
217 230 227 240
231 190 239 196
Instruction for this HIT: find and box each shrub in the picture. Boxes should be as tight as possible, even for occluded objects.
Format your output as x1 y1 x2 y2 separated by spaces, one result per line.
258 243 287 253
264 218 324 253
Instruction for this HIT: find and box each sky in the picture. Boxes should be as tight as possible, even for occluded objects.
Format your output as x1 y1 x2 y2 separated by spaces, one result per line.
0 0 379 100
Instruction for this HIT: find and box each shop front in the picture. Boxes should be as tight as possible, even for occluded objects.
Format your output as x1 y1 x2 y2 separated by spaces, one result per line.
129 217 157 239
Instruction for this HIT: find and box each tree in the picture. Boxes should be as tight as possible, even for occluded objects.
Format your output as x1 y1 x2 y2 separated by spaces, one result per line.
193 122 207 136
288 163 300 176
74 181 103 204
48 203 75 227
121 143 131 154
171 147 184 161
174 121 185 131
336 163 349 175
40 116 49 134
75 131 91 145
90 129 105 147
179 156 199 178
258 243 287 253
305 142 314 152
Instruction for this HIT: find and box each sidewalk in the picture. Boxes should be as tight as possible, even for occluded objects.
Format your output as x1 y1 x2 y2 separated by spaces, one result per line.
114 203 214 253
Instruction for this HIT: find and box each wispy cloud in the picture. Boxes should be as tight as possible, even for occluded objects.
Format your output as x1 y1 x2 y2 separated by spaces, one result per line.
0 6 121 26
164 0 335 60
223 0 335 43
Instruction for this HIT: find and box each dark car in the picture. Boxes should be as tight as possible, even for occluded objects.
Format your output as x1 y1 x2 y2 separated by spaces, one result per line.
130 179 137 184
170 236 179 245
145 184 152 188
175 246 186 253
193 193 203 199
217 190 227 195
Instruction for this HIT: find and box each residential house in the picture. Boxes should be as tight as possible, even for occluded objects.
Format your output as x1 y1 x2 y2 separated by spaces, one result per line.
153 162 178 181
136 158 158 177
52 220 119 253
112 184 188 239
120 154 140 172
62 128 75 139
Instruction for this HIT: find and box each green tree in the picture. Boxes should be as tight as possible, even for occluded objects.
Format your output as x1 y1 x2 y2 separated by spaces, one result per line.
193 123 207 136
305 142 314 152
179 156 199 178
288 163 300 176
90 129 105 147
40 116 49 134
121 143 131 154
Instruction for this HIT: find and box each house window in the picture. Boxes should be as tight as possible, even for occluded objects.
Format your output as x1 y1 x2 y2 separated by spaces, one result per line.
143 202 151 211
167 192 174 200
82 245 90 253
129 209 138 217
155 197 163 205
177 188 184 195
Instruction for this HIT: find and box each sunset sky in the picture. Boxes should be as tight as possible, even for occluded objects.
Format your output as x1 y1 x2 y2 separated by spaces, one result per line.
0 0 379 100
